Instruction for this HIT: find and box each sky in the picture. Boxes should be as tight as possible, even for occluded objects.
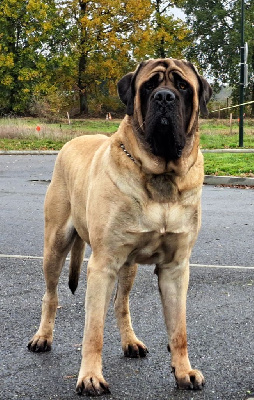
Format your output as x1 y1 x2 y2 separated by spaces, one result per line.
171 6 186 21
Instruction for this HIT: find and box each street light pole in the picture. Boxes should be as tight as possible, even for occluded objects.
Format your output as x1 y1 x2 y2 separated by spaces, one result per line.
239 0 245 147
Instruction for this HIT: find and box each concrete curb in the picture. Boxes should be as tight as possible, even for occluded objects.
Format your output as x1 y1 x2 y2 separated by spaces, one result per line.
204 175 254 186
1 149 254 155
202 149 254 153
1 150 254 187
0 150 59 155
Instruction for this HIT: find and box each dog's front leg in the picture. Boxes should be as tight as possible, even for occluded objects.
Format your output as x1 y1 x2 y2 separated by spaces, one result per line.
76 254 117 396
114 263 148 358
156 260 205 390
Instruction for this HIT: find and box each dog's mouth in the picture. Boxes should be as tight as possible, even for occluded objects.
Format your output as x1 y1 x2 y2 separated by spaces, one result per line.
160 117 169 126
175 144 183 158
142 108 185 161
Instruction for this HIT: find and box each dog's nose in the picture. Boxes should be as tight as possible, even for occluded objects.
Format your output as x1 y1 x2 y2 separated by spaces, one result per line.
153 89 175 105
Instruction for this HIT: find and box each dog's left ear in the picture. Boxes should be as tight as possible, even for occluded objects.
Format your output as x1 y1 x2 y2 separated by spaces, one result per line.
187 62 212 116
117 72 135 115
198 75 213 116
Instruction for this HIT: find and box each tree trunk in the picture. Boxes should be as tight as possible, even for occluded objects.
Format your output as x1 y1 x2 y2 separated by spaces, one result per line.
79 91 88 115
251 51 254 117
78 0 88 115
8 17 19 113
155 0 166 58
78 53 88 114
159 37 166 58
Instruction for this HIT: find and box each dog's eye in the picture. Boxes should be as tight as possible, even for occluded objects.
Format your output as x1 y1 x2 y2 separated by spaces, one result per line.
177 80 188 91
145 81 155 90
144 74 160 91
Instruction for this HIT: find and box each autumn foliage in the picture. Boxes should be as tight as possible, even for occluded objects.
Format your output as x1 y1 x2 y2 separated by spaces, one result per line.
0 0 191 116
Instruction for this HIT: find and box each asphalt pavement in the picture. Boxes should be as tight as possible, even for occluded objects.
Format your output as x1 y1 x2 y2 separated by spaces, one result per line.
0 155 253 400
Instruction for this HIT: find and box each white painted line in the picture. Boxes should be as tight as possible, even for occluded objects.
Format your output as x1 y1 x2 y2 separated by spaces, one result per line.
0 254 89 262
190 263 254 270
0 254 44 260
0 254 253 269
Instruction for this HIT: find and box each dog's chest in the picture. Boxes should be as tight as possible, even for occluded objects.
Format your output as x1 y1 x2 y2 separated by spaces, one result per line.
145 202 195 232
125 201 199 265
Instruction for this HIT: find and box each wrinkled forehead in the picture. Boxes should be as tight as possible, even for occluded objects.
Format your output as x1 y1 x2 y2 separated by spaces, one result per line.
135 58 200 89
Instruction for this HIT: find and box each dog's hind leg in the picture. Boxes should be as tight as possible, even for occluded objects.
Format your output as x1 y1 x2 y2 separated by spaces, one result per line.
28 183 76 353
114 263 148 358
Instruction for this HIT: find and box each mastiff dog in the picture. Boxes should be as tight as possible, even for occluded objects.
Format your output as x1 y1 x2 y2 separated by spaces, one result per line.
28 58 212 396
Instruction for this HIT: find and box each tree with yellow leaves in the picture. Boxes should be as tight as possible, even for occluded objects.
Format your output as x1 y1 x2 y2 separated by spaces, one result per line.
72 0 191 114
73 0 152 113
0 0 76 115
0 0 191 115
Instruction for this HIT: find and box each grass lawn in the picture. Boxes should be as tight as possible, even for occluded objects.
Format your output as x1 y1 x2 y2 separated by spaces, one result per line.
0 137 66 151
204 153 254 177
199 119 254 149
0 117 253 176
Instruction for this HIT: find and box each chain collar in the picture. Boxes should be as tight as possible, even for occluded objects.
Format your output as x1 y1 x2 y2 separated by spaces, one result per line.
120 143 136 164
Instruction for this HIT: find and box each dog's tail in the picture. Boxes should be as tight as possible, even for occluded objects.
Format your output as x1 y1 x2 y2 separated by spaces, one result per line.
68 234 86 294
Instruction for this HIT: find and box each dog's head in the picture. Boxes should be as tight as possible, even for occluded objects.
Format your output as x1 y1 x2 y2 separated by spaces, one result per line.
118 58 212 162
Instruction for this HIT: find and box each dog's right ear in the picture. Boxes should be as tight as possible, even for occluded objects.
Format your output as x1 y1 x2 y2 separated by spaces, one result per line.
117 72 135 116
117 62 146 116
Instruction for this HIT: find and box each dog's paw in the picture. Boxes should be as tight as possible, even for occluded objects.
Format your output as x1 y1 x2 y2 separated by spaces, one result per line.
76 375 110 396
123 341 149 358
174 368 205 390
28 334 52 352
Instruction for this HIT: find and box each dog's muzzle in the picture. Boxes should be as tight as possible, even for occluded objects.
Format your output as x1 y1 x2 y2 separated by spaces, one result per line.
152 89 176 126
144 87 185 161
153 89 175 106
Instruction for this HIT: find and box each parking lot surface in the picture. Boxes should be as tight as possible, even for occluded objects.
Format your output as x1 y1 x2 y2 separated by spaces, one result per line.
0 155 253 400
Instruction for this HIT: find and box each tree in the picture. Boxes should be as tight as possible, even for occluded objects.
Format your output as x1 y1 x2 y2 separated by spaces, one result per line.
72 0 153 114
0 0 48 113
245 1 254 116
182 0 254 115
71 0 191 114
150 0 190 59
0 0 192 116
0 0 77 115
